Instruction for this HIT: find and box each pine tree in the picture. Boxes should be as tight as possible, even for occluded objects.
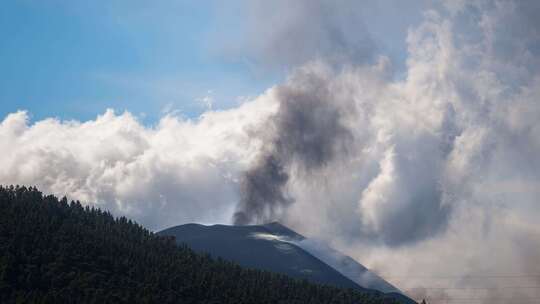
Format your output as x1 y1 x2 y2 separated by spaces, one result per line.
0 185 400 304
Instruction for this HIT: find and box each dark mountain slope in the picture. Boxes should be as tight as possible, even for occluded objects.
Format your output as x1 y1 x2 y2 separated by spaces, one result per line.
0 185 400 304
159 222 361 290
257 222 402 294
158 222 415 304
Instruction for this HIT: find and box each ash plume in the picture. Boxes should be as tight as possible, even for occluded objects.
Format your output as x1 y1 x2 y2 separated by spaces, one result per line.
233 155 290 225
233 0 371 226
232 0 455 243
234 65 354 224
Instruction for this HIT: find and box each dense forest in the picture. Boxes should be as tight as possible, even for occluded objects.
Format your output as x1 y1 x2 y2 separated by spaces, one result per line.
0 185 401 304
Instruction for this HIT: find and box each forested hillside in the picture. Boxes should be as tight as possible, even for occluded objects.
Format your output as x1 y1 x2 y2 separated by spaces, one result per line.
0 185 400 304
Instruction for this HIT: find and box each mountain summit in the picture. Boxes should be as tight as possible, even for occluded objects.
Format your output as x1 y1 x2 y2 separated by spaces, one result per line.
158 222 415 304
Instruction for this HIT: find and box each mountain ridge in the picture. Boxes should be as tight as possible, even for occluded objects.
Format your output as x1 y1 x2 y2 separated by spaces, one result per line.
159 222 363 290
158 221 416 304
0 185 402 304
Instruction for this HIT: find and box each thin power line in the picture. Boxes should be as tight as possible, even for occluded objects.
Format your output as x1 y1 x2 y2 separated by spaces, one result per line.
379 274 540 278
419 300 540 302
422 297 540 301
416 298 540 304
412 297 540 304
404 286 540 290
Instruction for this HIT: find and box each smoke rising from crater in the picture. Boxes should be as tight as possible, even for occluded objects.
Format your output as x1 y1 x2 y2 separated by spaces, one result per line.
234 64 355 224
232 0 456 246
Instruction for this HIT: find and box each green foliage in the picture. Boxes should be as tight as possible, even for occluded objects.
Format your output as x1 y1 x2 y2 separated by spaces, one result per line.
0 185 398 304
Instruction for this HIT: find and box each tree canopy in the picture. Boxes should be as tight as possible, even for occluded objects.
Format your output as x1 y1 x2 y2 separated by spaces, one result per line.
0 185 399 304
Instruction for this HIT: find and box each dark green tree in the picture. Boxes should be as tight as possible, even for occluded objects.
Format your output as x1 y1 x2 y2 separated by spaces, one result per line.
0 185 400 304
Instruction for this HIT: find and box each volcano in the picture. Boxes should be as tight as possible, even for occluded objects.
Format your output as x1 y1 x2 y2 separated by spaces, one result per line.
158 222 415 304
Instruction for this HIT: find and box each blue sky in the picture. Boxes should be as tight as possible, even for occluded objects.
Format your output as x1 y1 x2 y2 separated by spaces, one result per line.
1 0 279 123
1 0 425 124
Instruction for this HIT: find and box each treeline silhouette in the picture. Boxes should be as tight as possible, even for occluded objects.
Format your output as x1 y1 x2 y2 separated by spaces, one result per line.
0 185 399 304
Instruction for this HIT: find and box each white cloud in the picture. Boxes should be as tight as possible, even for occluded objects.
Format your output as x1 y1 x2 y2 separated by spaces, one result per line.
0 92 277 230
196 90 214 110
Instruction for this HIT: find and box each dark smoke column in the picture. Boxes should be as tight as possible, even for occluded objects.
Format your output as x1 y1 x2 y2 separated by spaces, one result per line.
233 67 353 225
233 155 291 225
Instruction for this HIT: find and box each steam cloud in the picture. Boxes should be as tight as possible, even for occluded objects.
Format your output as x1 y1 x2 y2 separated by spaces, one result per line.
0 98 277 230
2 1 540 302
234 1 540 302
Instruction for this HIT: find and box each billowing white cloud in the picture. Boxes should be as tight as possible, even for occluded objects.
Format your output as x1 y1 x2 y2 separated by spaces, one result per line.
0 93 277 230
